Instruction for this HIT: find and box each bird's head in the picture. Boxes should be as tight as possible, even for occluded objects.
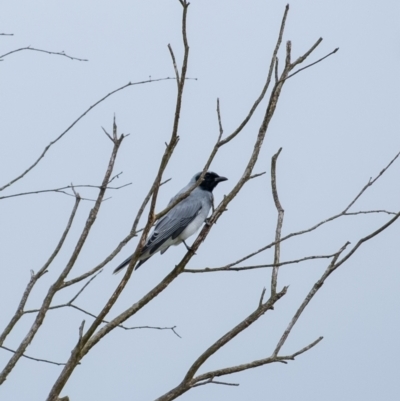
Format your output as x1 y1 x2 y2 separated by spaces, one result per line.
193 171 228 192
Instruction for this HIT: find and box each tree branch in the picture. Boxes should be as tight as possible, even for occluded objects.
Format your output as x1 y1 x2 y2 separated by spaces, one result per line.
45 3 193 399
155 288 287 401
189 336 323 386
270 148 284 295
183 251 343 273
0 46 87 61
286 47 339 80
0 77 180 193
0 182 131 201
0 346 68 366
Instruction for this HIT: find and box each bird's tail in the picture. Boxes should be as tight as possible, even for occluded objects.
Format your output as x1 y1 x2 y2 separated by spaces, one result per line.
113 255 133 274
112 255 150 274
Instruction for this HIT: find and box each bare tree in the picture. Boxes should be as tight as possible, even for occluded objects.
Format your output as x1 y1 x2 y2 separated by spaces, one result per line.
1 2 398 401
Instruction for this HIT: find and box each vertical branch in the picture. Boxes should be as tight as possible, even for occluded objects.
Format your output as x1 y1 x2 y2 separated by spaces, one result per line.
216 98 224 141
147 0 190 220
45 3 191 400
270 148 284 295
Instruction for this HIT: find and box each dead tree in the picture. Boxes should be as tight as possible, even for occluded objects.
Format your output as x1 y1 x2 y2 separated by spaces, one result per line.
0 2 398 401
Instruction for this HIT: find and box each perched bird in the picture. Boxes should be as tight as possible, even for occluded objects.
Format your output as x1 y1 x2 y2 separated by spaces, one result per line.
113 171 228 274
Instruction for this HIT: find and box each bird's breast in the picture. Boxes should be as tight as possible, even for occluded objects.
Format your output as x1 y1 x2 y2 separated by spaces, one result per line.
179 202 211 241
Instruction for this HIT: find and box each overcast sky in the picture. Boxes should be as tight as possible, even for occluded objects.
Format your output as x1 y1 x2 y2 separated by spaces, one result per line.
1 1 400 400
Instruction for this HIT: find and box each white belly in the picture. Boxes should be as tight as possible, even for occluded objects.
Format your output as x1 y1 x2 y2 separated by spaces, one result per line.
178 212 207 241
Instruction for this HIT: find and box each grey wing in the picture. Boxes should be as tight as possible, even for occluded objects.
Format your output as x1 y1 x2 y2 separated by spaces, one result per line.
142 197 203 256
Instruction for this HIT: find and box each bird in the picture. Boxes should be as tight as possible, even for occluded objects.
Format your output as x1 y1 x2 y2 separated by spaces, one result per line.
113 171 228 274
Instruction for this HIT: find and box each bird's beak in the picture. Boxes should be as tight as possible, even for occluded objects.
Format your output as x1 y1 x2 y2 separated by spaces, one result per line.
215 176 228 183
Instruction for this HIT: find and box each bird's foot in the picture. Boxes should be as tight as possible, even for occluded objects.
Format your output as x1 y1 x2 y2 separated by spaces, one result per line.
205 218 214 226
183 240 196 255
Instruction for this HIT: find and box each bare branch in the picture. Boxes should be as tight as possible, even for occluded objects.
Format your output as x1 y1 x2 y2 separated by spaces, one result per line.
211 148 400 271
183 289 286 383
101 126 114 143
0 33 13 36
154 288 287 401
26 296 181 339
78 321 85 342
69 272 102 304
218 4 289 147
168 44 180 86
334 211 400 270
45 4 194 399
274 56 279 83
286 47 339 80
0 46 87 61
273 242 349 356
346 209 397 216
192 378 239 388
216 98 224 141
289 37 323 70
270 148 284 295
248 171 266 180
108 171 123 184
0 346 68 366
183 251 342 273
289 336 324 359
258 287 266 307
343 150 400 213
189 336 323 386
0 182 131 201
270 210 400 360
0 77 180 193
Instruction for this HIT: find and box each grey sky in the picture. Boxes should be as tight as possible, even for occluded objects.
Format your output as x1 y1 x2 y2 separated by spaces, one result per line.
1 0 399 400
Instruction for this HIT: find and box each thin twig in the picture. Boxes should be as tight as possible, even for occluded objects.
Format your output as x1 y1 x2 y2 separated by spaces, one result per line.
0 346 67 366
101 127 114 143
168 44 180 87
0 46 87 61
248 171 266 180
191 378 239 388
346 210 397 216
289 38 323 70
334 211 400 270
108 171 123 184
187 336 323 387
286 47 339 80
0 183 131 200
343 150 400 213
183 252 342 273
216 98 224 141
289 336 324 359
26 301 181 338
